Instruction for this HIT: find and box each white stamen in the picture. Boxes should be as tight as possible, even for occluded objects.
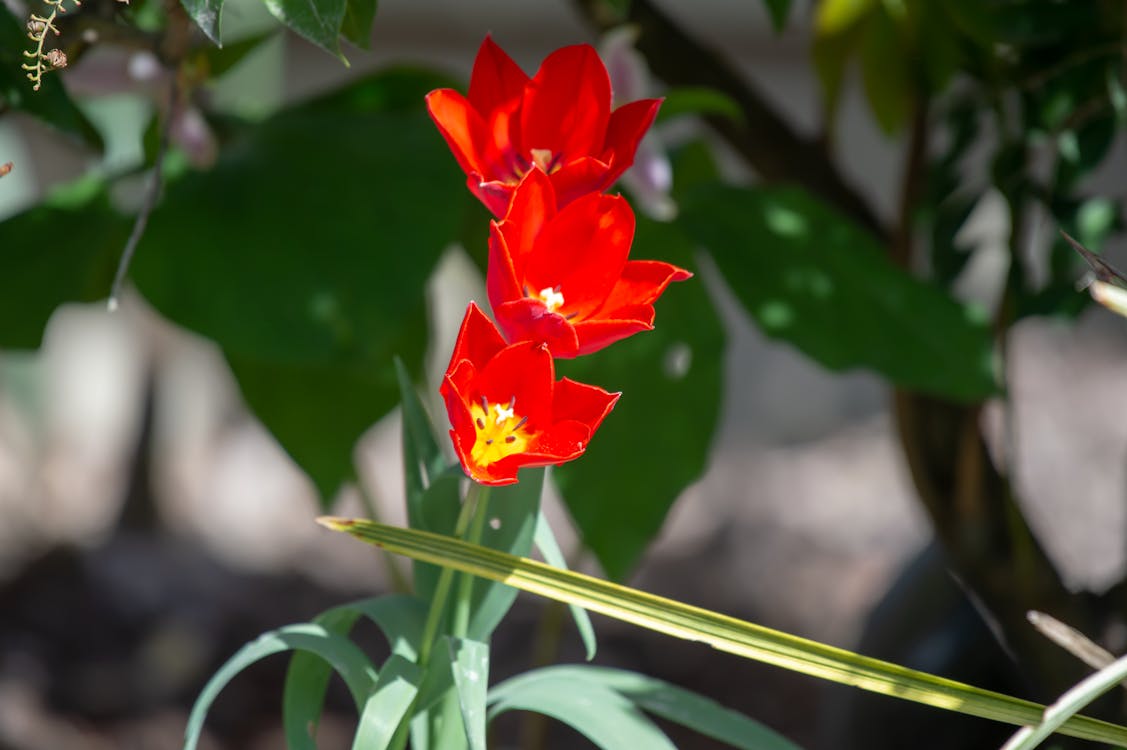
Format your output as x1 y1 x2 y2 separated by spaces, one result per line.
539 286 565 312
493 403 515 424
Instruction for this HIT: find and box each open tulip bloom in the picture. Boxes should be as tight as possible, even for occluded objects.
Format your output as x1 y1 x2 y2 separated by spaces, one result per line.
487 168 691 358
441 302 620 486
425 36 662 216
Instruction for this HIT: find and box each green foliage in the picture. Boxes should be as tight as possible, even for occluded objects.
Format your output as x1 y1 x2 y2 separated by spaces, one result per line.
491 666 802 750
448 638 489 750
0 3 103 150
554 214 724 580
679 182 999 402
760 0 791 33
534 509 597 660
132 69 467 502
179 0 223 46
0 181 126 348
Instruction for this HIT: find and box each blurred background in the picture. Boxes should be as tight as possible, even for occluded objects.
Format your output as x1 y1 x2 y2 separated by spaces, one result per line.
4 0 1127 748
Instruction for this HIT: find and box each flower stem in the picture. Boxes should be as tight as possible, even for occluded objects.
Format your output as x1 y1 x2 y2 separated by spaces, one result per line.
452 486 491 637
417 482 488 667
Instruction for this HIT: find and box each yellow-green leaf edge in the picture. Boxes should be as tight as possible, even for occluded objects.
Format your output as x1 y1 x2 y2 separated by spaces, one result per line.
318 517 1127 747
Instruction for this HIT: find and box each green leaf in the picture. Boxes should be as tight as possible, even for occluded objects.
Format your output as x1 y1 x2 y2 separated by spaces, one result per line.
656 87 743 125
0 3 103 150
678 183 998 401
489 670 677 750
180 0 224 45
0 183 125 349
319 518 1127 747
534 509 597 660
449 638 489 750
554 215 723 579
186 623 378 750
550 666 802 750
467 469 545 640
261 0 347 60
340 0 378 49
351 655 422 750
134 70 466 501
859 8 913 133
282 595 427 750
761 0 791 33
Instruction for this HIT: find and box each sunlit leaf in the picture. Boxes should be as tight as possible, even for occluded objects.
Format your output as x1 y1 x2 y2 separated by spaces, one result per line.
678 183 998 401
449 638 489 750
352 655 422 750
180 0 223 45
534 509 597 660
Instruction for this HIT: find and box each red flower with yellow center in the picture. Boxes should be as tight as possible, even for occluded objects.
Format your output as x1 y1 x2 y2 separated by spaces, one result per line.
441 303 620 486
425 36 662 217
487 168 691 358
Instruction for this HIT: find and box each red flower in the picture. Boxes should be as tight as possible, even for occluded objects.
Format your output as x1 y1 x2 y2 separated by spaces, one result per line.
487 168 691 358
425 36 662 217
442 303 620 486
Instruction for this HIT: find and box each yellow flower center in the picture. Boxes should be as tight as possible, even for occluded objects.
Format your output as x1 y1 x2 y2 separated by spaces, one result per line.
469 395 530 467
529 148 561 174
537 286 565 313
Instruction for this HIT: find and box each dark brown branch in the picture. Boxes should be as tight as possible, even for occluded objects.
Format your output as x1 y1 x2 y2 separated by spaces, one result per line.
572 0 887 240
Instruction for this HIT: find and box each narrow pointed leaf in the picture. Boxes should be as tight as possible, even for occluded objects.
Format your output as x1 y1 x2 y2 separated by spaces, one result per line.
180 0 223 45
489 671 676 749
186 623 378 750
531 665 802 750
351 655 423 750
449 638 489 750
340 0 378 49
534 510 597 660
318 518 1127 747
261 0 347 60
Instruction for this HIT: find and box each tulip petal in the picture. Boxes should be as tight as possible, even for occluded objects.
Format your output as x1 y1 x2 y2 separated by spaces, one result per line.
573 315 654 357
599 259 692 313
469 35 529 113
523 193 634 318
603 97 662 180
521 44 611 160
448 302 507 372
496 168 557 279
494 298 580 358
524 420 592 462
549 156 614 207
426 89 492 179
553 378 620 431
474 341 555 428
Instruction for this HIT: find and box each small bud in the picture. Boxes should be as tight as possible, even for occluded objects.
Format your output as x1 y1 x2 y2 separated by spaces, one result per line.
27 19 46 35
42 48 67 69
0 162 12 178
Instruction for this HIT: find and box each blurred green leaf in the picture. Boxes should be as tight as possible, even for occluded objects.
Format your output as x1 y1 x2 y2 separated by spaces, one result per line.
0 3 103 150
449 638 489 750
760 0 791 33
489 669 677 749
340 0 378 49
679 183 998 401
134 69 466 501
180 0 223 45
656 87 743 125
534 509 597 660
0 182 125 348
504 666 803 750
554 215 723 580
262 0 347 59
859 7 912 133
186 623 378 750
196 30 278 77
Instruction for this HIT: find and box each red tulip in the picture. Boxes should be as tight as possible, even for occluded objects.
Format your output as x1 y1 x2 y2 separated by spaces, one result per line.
487 168 691 358
426 36 662 216
442 303 620 486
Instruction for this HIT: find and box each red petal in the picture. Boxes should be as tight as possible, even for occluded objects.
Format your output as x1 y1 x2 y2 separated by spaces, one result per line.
552 378 620 431
487 224 524 313
549 156 613 208
494 298 580 357
572 315 653 356
441 373 481 480
426 89 491 179
496 168 556 278
447 302 507 374
602 98 662 182
599 259 692 312
469 36 529 114
523 193 634 319
474 340 555 427
523 420 591 463
473 178 516 218
520 45 611 160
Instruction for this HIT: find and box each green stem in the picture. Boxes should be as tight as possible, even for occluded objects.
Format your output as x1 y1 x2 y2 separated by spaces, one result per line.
417 482 488 667
452 487 491 638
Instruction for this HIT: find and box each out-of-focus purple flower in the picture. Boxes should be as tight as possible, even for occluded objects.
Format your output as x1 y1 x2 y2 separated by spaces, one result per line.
600 25 676 221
